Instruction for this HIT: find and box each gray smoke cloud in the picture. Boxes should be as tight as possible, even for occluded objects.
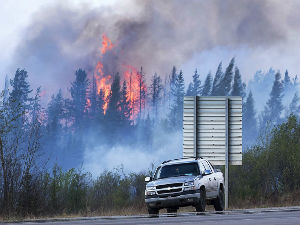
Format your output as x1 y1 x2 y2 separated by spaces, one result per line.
12 0 300 98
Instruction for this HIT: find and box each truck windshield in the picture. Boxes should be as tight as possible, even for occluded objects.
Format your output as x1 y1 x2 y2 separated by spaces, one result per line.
155 163 199 179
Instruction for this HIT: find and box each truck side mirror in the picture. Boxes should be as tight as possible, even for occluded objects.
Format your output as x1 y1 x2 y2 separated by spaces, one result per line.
145 176 152 182
202 169 211 176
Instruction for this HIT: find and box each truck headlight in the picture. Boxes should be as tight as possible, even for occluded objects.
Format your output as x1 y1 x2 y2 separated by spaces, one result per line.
184 181 194 186
145 186 156 196
145 191 156 196
146 186 155 191
184 181 195 191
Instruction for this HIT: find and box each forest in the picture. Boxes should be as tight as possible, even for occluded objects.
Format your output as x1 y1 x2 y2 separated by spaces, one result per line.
0 57 299 218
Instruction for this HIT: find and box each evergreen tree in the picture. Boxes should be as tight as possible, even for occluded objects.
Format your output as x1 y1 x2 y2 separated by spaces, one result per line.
169 70 185 129
89 76 98 120
47 89 64 136
3 75 9 103
262 72 284 126
169 66 177 108
149 73 163 119
9 69 33 120
88 77 105 123
191 69 201 96
119 81 131 124
97 89 105 120
211 62 223 96
186 82 193 96
170 66 177 91
289 92 300 118
292 75 299 87
243 91 257 146
221 58 235 96
70 69 89 130
106 73 121 122
231 67 245 97
283 70 291 89
201 73 212 96
137 67 146 116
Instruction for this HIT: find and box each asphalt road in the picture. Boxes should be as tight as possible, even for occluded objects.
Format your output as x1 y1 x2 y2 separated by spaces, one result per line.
3 207 300 225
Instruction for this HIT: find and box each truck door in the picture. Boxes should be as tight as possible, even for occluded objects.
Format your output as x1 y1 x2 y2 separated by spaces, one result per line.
201 160 214 198
207 160 218 194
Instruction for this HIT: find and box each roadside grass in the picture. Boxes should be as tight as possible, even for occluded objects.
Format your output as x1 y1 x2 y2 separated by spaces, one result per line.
1 192 299 223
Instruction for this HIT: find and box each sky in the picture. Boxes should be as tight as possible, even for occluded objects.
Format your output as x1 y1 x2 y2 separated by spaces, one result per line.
0 0 299 100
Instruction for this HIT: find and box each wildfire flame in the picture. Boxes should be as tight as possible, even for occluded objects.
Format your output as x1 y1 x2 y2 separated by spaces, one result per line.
101 34 114 55
91 34 146 119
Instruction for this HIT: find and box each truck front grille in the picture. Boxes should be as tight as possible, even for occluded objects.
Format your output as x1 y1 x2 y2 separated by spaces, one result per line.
157 188 182 194
156 183 183 189
156 183 183 195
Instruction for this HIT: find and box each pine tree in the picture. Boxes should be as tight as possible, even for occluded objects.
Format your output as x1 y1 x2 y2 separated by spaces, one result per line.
169 66 177 107
283 70 291 89
106 73 121 122
201 73 212 96
169 70 185 129
211 62 223 96
97 89 105 120
70 69 89 130
222 58 235 96
292 75 299 87
150 73 163 119
262 72 284 126
3 75 9 103
89 76 98 120
231 67 245 97
289 92 300 117
186 82 193 96
47 89 64 136
137 67 146 116
9 69 33 120
191 69 201 96
119 81 131 124
243 91 257 146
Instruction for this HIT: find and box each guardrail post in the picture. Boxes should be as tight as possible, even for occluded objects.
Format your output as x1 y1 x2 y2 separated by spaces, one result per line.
225 97 229 210
193 96 197 158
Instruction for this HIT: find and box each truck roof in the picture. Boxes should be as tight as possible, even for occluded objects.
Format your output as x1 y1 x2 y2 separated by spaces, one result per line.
161 158 202 166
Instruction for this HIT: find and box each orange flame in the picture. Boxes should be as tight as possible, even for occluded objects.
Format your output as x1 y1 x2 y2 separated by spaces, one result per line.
101 34 114 54
124 66 143 120
91 34 146 119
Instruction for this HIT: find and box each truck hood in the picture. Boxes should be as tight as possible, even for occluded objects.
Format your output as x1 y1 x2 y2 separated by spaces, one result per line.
147 175 197 187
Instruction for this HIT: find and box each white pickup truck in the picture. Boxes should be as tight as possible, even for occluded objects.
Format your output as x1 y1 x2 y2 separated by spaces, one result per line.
144 158 224 215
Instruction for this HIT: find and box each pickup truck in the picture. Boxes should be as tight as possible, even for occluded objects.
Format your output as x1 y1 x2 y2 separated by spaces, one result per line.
144 158 224 215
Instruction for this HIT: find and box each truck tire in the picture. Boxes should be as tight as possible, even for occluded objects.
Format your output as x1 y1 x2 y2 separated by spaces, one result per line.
195 188 206 212
213 187 225 211
167 208 177 213
148 207 159 216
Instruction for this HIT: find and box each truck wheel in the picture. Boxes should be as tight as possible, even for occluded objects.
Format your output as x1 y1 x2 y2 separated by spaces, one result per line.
148 207 159 216
213 187 225 211
167 208 177 213
195 188 206 212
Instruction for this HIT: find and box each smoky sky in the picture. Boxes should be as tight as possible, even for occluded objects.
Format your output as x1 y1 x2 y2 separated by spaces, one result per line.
11 0 300 98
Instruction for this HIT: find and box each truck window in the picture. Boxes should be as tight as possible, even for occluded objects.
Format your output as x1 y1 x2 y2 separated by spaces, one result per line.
202 160 211 171
153 166 161 180
207 160 215 171
156 163 200 179
199 161 205 173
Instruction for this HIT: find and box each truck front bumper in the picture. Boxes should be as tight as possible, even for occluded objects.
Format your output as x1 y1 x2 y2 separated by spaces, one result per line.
145 190 200 208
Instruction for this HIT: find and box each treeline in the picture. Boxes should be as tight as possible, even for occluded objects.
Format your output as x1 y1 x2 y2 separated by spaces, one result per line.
2 58 297 169
0 115 298 218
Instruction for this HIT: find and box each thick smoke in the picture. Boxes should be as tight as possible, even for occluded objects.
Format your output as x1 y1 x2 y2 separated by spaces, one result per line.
12 0 299 98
